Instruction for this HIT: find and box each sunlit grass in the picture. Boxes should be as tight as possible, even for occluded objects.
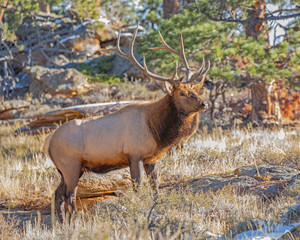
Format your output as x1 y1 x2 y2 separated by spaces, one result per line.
0 123 299 239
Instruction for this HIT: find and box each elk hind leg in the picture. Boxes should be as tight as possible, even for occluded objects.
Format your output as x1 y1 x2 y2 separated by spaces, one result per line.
54 178 67 222
54 160 82 222
62 163 83 218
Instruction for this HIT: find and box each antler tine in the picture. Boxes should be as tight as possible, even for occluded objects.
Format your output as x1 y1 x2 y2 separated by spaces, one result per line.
187 57 205 83
171 61 180 85
179 34 191 77
115 29 127 59
149 31 179 55
110 25 180 84
150 31 191 81
187 59 211 84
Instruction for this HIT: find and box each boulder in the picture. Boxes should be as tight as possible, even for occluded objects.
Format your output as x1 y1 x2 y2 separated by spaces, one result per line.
184 164 299 199
186 175 258 193
64 35 100 56
234 164 299 181
279 204 300 225
25 66 89 97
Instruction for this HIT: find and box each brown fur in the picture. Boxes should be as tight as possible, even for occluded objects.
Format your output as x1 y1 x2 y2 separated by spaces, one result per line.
44 83 207 222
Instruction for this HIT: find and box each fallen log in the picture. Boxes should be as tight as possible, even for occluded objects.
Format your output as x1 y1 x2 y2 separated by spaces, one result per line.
15 101 141 135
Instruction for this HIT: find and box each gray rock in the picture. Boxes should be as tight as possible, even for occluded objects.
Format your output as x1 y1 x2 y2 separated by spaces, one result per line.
15 72 33 89
279 204 300 225
234 164 299 181
108 54 142 78
25 66 89 97
224 219 272 239
279 224 300 240
187 175 258 193
185 165 299 200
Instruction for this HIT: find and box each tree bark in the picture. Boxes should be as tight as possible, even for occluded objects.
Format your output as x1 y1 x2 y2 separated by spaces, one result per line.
163 0 179 19
245 0 270 48
38 0 50 13
250 83 268 122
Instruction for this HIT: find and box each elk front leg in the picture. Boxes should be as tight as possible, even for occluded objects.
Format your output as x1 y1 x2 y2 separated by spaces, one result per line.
129 156 143 191
144 162 159 193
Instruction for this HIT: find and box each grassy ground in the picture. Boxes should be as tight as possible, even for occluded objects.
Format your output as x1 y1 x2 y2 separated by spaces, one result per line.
0 122 299 239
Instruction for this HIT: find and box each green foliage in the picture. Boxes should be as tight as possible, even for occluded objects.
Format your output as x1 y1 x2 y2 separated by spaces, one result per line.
74 55 122 84
1 0 39 40
76 56 115 75
1 0 104 41
136 0 163 28
140 6 299 86
88 73 121 84
71 0 100 19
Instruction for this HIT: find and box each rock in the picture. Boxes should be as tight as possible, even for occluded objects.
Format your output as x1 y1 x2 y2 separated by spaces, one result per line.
279 204 300 225
0 100 30 120
186 175 258 193
279 224 300 240
223 216 300 240
25 66 89 97
64 35 100 56
95 25 117 42
15 72 33 89
234 164 299 181
224 219 271 239
185 164 299 199
109 54 142 78
52 54 70 66
12 50 50 69
249 180 291 199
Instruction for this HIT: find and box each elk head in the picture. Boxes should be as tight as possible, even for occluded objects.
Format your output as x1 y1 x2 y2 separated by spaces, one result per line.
111 26 210 116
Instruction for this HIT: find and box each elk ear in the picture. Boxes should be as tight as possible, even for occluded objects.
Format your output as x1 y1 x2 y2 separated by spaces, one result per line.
192 84 205 95
192 75 205 94
164 81 174 95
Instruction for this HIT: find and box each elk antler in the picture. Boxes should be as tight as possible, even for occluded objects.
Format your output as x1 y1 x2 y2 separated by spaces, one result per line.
149 31 210 84
108 26 180 86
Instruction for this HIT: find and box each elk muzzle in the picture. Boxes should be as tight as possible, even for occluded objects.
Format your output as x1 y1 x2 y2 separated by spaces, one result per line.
198 101 208 111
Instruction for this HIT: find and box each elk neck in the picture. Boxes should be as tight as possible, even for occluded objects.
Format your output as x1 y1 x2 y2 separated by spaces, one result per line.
146 94 197 150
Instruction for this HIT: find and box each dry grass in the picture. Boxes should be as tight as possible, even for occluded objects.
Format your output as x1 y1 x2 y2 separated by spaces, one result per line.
0 122 299 239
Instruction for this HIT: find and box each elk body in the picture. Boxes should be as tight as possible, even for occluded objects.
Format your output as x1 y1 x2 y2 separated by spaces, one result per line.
43 27 210 222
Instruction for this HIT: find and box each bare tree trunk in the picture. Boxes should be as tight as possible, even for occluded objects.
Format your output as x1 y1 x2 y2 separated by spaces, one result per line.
163 0 179 19
38 0 50 14
246 0 271 122
250 83 268 122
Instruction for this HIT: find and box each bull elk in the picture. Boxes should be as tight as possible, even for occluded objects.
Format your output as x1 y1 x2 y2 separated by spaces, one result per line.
43 26 210 222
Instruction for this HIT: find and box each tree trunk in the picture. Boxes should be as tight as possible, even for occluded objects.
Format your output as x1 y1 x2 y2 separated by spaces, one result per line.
244 0 270 48
163 0 179 19
38 0 50 13
250 83 268 122
246 0 271 122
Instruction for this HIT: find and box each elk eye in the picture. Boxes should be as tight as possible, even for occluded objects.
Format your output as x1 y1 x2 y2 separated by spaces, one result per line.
179 91 185 97
189 92 196 98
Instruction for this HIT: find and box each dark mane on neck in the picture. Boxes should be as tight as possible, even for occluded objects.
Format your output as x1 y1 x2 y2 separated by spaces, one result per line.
146 95 192 149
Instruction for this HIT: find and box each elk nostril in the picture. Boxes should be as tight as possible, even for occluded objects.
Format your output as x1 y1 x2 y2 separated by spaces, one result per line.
201 101 208 108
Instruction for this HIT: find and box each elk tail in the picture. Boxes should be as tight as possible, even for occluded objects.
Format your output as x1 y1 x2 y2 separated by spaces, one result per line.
43 132 54 158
